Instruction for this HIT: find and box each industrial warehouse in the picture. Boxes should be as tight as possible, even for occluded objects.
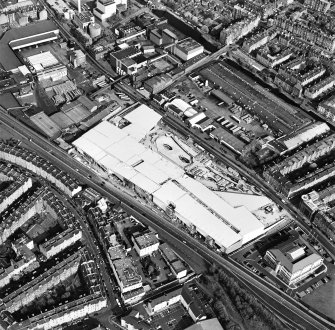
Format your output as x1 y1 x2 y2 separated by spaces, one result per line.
72 105 278 253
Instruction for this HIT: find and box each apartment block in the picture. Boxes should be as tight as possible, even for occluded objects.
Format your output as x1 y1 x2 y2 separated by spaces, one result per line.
305 75 335 99
0 186 46 245
2 253 81 313
0 175 32 214
146 287 182 315
132 231 159 258
220 15 261 45
0 242 37 288
108 245 144 303
266 133 335 177
8 294 107 330
0 141 82 197
39 228 82 259
317 94 335 122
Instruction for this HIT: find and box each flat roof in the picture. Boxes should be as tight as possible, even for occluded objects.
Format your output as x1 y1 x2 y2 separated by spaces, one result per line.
122 104 161 141
176 37 203 53
174 194 241 249
131 172 160 194
134 161 169 185
29 112 61 138
50 112 75 129
152 180 187 206
216 192 272 212
177 175 264 237
106 136 146 163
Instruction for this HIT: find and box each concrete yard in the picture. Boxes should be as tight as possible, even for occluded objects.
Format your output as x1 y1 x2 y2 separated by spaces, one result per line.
200 61 312 135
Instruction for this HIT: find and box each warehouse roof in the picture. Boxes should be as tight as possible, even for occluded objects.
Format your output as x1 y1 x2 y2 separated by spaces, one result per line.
177 175 264 237
122 104 162 141
10 31 58 50
134 161 169 185
0 44 22 71
50 112 75 129
152 180 187 206
216 192 272 212
106 136 146 163
166 98 192 113
174 194 241 249
99 154 120 170
131 172 160 194
29 112 61 139
1 20 58 44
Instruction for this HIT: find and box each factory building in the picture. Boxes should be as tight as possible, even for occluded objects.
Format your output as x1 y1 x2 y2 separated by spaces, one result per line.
109 46 143 75
173 38 204 61
69 49 86 68
0 20 59 72
94 0 127 21
164 98 198 118
73 11 95 31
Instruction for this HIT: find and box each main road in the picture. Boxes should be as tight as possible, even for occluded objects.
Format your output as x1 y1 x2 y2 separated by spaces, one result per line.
0 109 334 330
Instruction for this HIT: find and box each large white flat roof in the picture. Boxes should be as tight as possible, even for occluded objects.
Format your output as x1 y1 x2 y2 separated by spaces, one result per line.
106 136 146 163
95 120 128 142
113 163 137 181
122 104 162 141
131 172 160 194
152 180 187 206
134 162 170 185
73 137 106 161
215 192 272 212
153 159 184 179
99 154 120 170
175 194 241 248
140 149 163 164
177 175 264 236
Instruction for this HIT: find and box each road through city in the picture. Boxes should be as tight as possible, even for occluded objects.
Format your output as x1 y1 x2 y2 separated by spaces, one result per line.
0 107 334 330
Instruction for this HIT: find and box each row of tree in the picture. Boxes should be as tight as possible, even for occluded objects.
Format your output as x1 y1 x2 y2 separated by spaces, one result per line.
207 264 288 330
